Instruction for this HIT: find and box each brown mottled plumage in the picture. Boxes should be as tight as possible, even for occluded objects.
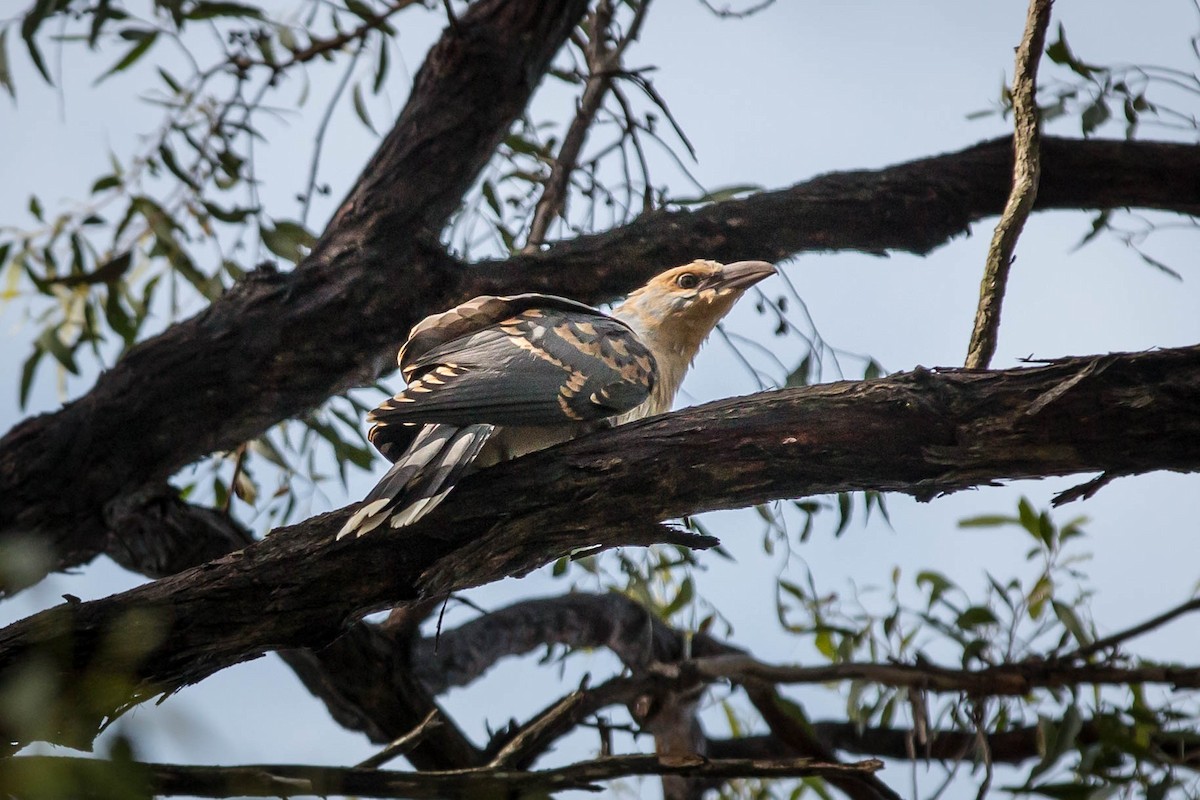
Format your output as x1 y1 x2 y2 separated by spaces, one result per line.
337 259 775 538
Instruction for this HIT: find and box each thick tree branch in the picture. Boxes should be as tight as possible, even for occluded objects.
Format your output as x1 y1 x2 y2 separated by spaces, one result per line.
2 137 1198 585
2 344 1198 749
0 0 592 589
0 754 882 799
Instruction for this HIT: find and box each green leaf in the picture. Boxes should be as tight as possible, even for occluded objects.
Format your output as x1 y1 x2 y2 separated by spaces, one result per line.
833 491 852 537
97 30 158 84
91 175 121 193
916 570 955 607
1027 575 1053 620
661 577 693 618
373 36 389 93
0 28 15 99
814 629 836 660
184 2 264 20
18 346 44 409
784 352 812 388
957 514 1016 528
36 326 78 374
1080 99 1110 136
157 67 182 93
21 0 55 84
261 220 316 264
955 605 998 629
202 201 257 224
351 82 376 134
345 0 376 22
159 144 199 190
1017 497 1040 539
1044 24 1097 79
1052 600 1091 646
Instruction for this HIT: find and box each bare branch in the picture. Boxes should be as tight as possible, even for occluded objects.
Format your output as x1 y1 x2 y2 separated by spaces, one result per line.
0 754 884 799
356 709 442 770
965 0 1053 368
1063 596 1200 662
525 0 622 249
662 653 1200 695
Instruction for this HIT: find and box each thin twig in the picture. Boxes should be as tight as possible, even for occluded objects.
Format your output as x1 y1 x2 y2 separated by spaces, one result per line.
1063 596 1200 663
525 0 621 250
356 709 443 769
971 701 993 800
301 39 366 226
488 677 590 768
657 652 1200 695
964 0 1053 368
257 0 420 74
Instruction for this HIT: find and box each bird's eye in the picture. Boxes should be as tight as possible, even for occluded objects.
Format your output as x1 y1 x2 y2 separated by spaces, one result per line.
676 273 699 290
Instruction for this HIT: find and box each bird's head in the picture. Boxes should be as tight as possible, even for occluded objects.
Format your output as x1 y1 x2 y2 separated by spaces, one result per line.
615 259 777 357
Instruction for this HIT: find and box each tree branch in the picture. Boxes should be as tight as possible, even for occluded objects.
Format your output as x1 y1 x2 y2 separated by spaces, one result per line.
665 653 1200 695
0 0 592 589
1 344 1199 748
965 0 1052 369
525 0 620 250
3 136 1198 585
0 754 882 799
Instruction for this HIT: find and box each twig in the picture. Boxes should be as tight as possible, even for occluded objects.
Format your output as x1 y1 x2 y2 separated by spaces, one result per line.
1062 596 1200 663
488 677 590 768
259 0 420 74
300 38 366 226
660 652 1200 695
964 0 1053 368
525 1 620 250
971 701 993 800
356 709 443 769
0 754 883 799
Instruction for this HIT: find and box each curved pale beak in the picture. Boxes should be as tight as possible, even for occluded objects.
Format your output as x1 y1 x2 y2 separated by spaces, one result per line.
714 260 777 291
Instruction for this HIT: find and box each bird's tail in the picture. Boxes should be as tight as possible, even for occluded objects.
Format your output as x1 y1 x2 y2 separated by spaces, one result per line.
336 423 494 539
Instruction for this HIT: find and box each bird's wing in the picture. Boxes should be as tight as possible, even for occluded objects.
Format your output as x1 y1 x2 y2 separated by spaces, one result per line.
369 304 657 432
399 293 611 380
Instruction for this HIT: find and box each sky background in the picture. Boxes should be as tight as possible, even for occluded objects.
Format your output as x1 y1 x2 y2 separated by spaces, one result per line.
1 1 1198 798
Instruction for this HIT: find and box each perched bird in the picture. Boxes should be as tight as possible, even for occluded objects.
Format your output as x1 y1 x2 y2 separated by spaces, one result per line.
337 259 776 538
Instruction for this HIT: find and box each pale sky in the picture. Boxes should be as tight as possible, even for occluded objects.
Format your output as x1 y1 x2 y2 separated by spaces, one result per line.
1 2 1198 798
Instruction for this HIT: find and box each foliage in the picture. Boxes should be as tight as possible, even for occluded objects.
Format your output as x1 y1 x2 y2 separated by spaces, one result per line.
1 2 1199 800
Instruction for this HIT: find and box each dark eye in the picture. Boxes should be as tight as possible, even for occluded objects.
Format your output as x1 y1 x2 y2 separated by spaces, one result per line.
676 273 699 290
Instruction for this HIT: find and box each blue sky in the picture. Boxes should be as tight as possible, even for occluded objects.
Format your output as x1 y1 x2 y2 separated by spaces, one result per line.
1 1 1198 797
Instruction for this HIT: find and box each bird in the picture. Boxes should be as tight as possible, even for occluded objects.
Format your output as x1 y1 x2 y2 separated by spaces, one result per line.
337 259 776 539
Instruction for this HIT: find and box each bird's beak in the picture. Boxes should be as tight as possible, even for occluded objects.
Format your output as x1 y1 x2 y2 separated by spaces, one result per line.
713 260 777 291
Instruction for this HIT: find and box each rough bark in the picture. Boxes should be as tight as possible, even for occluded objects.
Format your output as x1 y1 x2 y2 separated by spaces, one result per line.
0 0 591 588
2 344 1198 749
2 137 1198 585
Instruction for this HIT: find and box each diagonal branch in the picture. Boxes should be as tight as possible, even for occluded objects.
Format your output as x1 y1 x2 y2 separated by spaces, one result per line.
1 344 1198 749
2 138 1199 588
525 0 622 250
965 0 1053 368
0 0 592 590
